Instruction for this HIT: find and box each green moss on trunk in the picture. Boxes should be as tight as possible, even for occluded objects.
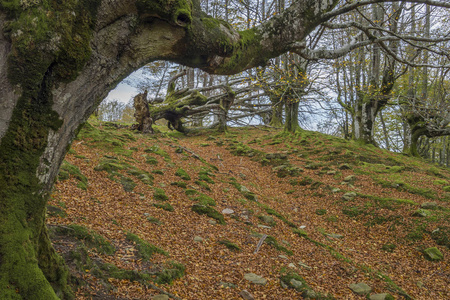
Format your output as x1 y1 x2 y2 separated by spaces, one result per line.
0 1 101 298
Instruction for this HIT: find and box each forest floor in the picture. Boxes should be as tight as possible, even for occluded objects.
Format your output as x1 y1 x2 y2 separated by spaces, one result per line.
48 119 450 300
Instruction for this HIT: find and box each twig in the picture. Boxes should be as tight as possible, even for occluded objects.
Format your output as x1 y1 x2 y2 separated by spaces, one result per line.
254 234 268 254
179 146 201 160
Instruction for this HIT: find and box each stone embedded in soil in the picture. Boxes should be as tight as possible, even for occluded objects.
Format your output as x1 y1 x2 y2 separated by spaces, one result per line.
339 163 351 170
259 215 274 223
219 281 236 288
421 202 437 209
298 261 312 270
239 289 254 300
423 247 443 261
257 225 272 229
304 290 317 298
344 175 356 182
412 209 431 217
342 192 357 201
288 263 297 269
349 282 372 295
222 208 235 214
152 295 169 300
369 293 395 300
244 273 267 285
193 236 203 242
208 220 217 225
325 233 343 239
239 185 250 193
289 278 303 290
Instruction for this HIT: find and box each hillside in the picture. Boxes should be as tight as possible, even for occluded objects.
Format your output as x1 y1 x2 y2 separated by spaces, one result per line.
47 120 450 300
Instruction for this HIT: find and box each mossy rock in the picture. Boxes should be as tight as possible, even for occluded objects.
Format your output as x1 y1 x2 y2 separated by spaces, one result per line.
185 189 199 196
57 170 70 181
315 209 327 215
430 226 449 249
126 232 168 261
264 236 293 255
171 181 187 188
94 160 126 173
265 208 297 228
193 193 216 206
92 262 151 283
144 145 170 159
60 160 88 189
154 188 169 201
46 205 67 218
52 224 115 255
298 177 313 186
293 228 308 237
258 215 276 226
145 156 159 165
280 271 315 296
146 216 162 225
423 247 443 261
433 179 448 185
191 204 225 224
155 261 185 285
175 168 191 180
412 209 432 217
118 175 136 192
218 240 240 251
304 162 322 170
198 173 215 184
242 191 257 201
195 180 211 191
272 165 304 178
153 202 174 212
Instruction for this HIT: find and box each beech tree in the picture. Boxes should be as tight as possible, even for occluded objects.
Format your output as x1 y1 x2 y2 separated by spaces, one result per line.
1 0 450 298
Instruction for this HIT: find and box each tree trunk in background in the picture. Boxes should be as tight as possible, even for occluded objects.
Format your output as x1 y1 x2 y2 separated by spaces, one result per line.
284 101 301 133
216 86 236 132
133 91 153 133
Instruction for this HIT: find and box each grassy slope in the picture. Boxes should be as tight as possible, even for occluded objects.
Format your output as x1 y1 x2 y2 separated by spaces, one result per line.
48 120 450 299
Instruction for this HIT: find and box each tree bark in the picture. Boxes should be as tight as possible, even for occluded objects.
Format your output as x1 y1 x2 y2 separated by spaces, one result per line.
133 90 153 133
0 0 340 297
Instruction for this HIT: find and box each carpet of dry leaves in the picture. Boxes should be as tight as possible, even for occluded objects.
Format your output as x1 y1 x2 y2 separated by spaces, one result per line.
48 124 449 300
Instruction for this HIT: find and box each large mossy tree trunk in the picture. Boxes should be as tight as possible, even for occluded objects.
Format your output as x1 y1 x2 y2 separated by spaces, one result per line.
0 0 339 297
